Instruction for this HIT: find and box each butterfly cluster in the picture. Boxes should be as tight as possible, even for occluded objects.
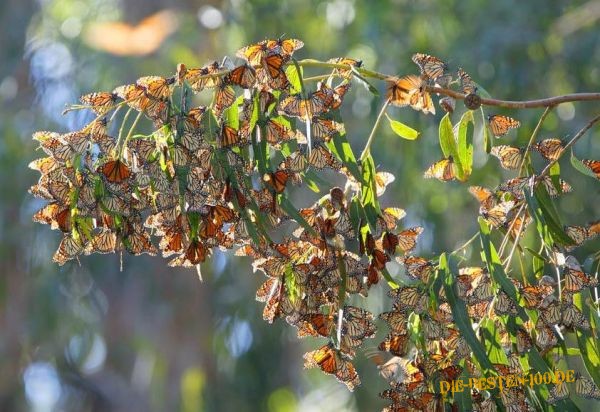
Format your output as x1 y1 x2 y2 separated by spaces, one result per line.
29 39 600 409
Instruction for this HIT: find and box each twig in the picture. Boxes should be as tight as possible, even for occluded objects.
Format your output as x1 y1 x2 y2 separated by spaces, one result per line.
295 59 600 109
538 113 600 178
518 106 554 174
359 99 390 161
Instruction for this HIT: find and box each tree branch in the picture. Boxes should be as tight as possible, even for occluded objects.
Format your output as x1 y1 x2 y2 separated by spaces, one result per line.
538 113 600 178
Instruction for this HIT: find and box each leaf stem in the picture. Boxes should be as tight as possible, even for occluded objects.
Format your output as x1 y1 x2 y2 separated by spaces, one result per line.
359 99 390 161
518 106 553 174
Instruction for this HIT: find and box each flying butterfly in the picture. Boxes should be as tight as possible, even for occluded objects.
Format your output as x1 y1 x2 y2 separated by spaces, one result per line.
487 114 520 137
531 138 564 162
412 53 448 81
490 145 523 170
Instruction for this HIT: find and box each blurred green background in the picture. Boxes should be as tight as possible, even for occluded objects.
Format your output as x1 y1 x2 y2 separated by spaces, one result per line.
2 0 600 410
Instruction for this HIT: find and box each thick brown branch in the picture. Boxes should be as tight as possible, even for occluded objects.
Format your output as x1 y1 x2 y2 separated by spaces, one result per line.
426 86 600 109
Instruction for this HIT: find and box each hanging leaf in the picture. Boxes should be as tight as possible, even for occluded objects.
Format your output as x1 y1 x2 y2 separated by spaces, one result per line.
285 63 303 94
570 149 599 179
385 113 420 140
457 110 474 178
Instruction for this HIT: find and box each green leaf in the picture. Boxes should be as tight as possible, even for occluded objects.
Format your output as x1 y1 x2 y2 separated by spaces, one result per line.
224 95 243 129
526 187 575 247
285 63 303 95
385 114 420 140
480 107 492 154
360 153 380 228
457 111 474 178
575 290 600 387
350 66 379 96
571 149 598 180
326 110 362 183
439 113 465 180
438 113 457 158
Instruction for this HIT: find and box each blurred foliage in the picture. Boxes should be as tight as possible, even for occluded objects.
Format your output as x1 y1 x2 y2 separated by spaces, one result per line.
1 0 600 411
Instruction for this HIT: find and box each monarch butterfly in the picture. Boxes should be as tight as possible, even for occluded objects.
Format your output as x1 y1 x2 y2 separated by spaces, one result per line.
537 175 572 197
539 299 561 325
421 316 448 340
444 328 471 360
308 144 341 169
516 327 533 354
487 114 520 137
263 170 290 194
535 322 558 349
520 284 553 308
379 311 408 334
379 207 407 232
33 203 72 232
398 256 433 282
563 267 598 293
184 61 223 92
396 227 424 253
575 373 600 399
225 64 256 89
531 138 564 161
561 303 590 330
481 200 515 228
136 75 174 100
28 156 61 176
490 145 523 170
279 88 336 118
467 272 494 304
100 159 131 183
343 306 376 339
495 291 518 316
258 52 289 89
498 176 529 199
213 84 236 117
582 159 600 179
265 119 293 146
411 53 448 81
283 151 307 172
547 380 569 404
80 91 117 114
564 224 589 250
236 40 270 65
303 343 360 391
423 157 455 181
53 234 84 265
386 75 435 115
378 333 409 356
468 185 497 210
113 83 157 113
457 68 477 94
389 286 429 314
265 38 304 57
327 57 363 77
215 124 237 148
296 313 335 338
40 135 76 162
87 229 118 255
312 117 342 141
